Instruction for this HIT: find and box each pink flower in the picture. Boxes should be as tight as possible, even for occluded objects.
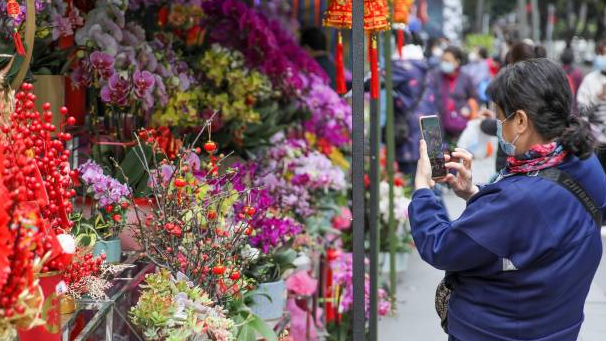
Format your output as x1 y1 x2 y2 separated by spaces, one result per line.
286 271 317 296
331 207 352 230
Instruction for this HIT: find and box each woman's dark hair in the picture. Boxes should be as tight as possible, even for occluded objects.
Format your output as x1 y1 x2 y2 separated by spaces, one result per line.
443 46 466 64
506 42 536 64
486 58 594 159
560 48 574 65
300 27 327 52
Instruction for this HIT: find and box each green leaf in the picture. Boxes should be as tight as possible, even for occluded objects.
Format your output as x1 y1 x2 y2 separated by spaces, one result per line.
248 315 278 341
237 325 257 341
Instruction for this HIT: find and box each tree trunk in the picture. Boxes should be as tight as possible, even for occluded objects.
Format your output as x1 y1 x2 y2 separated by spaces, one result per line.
475 0 485 33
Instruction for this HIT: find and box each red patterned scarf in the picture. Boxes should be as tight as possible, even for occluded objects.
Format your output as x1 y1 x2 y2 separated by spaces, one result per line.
505 142 568 174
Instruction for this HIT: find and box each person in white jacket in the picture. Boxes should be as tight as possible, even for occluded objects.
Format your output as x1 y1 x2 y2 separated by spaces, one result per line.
577 39 606 144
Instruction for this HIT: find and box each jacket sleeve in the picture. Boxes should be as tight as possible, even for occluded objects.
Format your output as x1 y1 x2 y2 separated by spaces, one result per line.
576 75 596 109
408 188 499 271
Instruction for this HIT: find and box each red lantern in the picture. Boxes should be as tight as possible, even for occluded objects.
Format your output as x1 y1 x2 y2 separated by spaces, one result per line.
323 0 352 29
364 0 390 33
323 0 353 95
393 0 415 24
364 0 389 99
6 0 25 55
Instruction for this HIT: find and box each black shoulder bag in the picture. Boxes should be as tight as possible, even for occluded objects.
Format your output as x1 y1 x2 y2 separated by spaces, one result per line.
382 74 428 146
435 167 603 334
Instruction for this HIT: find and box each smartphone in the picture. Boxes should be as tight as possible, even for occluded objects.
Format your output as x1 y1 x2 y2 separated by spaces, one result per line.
419 115 447 178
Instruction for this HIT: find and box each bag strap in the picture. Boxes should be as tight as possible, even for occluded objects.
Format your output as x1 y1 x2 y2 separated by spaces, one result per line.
537 168 603 228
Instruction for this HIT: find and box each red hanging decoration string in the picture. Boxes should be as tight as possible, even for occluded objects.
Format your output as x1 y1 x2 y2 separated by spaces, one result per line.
396 29 404 58
369 35 379 99
335 31 347 94
7 0 25 55
292 0 299 19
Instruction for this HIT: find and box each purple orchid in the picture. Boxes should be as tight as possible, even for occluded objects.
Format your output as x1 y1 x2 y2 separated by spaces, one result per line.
89 51 115 80
100 74 130 107
133 70 156 98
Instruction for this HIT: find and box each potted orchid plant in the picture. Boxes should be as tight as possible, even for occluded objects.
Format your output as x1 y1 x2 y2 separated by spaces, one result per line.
72 159 130 263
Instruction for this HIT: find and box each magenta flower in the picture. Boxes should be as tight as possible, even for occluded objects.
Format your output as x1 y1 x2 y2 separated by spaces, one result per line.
133 70 156 98
89 51 115 80
100 74 130 107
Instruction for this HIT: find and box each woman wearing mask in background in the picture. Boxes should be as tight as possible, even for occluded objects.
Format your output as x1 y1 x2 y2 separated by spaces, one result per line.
428 46 479 145
410 58 605 341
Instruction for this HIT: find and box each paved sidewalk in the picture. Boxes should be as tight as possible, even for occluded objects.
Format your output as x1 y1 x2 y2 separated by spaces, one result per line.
379 191 606 341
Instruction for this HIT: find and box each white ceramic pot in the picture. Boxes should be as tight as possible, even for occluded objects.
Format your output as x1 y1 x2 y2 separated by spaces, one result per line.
250 280 287 320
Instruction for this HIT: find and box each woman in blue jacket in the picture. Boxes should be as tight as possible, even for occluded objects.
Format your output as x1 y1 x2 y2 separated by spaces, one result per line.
410 58 606 341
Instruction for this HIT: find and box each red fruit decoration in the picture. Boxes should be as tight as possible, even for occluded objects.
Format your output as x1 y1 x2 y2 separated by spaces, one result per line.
174 178 186 188
1 83 75 272
230 271 241 281
212 265 226 275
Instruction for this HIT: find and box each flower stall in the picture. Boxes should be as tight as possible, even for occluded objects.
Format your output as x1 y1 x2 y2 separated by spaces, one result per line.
0 0 414 340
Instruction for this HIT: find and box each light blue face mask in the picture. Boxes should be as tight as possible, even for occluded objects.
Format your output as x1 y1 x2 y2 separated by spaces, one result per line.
440 61 456 74
594 55 606 72
496 112 521 156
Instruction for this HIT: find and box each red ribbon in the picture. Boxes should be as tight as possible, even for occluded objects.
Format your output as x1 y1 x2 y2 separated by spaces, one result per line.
397 29 405 58
335 31 347 95
369 35 379 99
13 31 25 55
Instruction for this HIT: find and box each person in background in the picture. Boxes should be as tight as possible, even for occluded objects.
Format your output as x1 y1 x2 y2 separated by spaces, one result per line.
300 27 336 89
577 39 606 169
411 58 604 341
463 47 492 105
561 46 584 95
426 37 445 69
427 46 479 144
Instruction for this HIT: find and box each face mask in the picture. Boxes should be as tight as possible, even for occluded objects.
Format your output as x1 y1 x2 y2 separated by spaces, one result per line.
432 47 443 58
594 55 606 72
496 112 521 156
440 61 456 74
468 52 479 63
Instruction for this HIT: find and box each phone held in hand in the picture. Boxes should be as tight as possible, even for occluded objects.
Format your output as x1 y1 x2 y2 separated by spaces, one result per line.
419 115 447 179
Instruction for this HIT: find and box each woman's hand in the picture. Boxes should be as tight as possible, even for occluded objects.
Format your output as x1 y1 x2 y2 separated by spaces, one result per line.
438 148 479 201
415 140 435 190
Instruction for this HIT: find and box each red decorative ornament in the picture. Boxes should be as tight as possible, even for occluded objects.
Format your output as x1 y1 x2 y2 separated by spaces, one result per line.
369 36 379 99
393 0 415 24
364 0 390 33
204 141 217 154
323 0 352 95
7 0 25 55
397 29 405 58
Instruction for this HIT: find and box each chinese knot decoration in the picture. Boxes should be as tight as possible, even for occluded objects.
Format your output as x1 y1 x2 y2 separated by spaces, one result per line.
323 0 352 95
6 0 25 55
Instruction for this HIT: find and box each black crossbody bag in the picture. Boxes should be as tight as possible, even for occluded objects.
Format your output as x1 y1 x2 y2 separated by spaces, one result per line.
435 167 603 334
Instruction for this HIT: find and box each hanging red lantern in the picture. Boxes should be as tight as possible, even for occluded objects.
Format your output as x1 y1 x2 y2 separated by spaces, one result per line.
6 0 25 55
323 0 353 95
364 0 390 33
393 0 415 24
364 0 389 100
323 0 352 29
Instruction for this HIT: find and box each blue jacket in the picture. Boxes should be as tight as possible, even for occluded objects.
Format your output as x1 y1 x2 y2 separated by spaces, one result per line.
409 155 606 341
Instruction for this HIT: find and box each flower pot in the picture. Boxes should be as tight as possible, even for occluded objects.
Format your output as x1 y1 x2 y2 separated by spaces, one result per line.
59 295 76 315
380 252 410 275
93 239 122 263
17 271 62 341
250 280 287 321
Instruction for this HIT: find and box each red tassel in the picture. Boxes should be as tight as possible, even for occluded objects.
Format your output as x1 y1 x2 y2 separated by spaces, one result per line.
397 29 405 58
335 31 347 95
370 35 379 100
13 31 25 55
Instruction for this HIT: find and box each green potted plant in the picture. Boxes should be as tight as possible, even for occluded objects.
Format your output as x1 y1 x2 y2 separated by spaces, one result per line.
130 269 237 341
73 159 130 262
245 245 297 321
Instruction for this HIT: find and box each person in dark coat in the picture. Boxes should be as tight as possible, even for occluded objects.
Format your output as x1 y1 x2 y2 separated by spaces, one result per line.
411 58 604 341
427 46 479 145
